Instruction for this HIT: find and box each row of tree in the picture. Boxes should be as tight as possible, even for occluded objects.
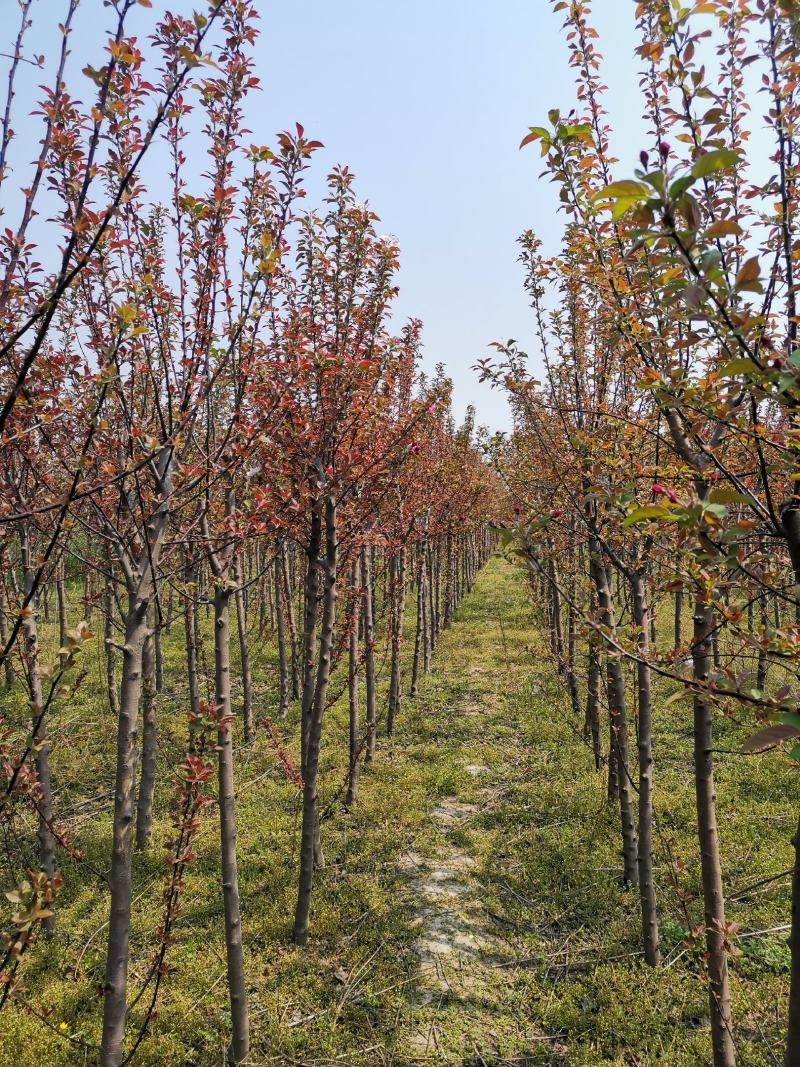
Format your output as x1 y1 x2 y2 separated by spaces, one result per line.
0 3 502 1063
482 2 800 1064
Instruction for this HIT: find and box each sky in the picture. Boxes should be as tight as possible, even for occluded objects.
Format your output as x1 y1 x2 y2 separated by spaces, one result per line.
250 1 645 431
3 0 650 432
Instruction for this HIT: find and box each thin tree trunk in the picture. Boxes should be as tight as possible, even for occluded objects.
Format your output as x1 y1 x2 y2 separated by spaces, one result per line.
135 626 157 851
184 554 201 748
104 549 119 716
300 509 322 772
410 545 425 697
0 549 15 688
632 571 660 966
361 544 377 763
20 525 56 935
101 587 151 1066
234 552 253 743
387 545 406 735
275 550 290 719
586 644 602 771
281 543 300 699
101 454 173 1067
294 495 337 945
566 564 580 717
56 556 68 667
593 547 638 886
213 574 250 1063
153 610 164 693
346 559 360 806
693 595 736 1067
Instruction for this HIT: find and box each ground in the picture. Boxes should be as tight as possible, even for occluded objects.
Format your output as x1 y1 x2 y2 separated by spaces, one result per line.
2 555 797 1064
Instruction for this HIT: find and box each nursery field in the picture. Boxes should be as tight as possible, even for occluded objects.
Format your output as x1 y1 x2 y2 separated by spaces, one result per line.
2 556 797 1066
5 1 800 1065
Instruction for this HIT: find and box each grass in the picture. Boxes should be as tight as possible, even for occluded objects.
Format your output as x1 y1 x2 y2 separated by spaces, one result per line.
1 554 798 1064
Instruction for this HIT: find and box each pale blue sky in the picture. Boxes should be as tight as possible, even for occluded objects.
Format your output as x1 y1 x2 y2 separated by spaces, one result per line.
253 2 644 430
3 1 647 430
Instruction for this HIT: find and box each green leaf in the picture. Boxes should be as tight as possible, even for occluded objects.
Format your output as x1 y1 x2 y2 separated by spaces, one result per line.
709 487 749 505
592 179 651 203
719 357 759 377
701 502 729 519
668 175 696 200
691 148 739 179
520 127 550 151
623 504 672 526
611 197 644 221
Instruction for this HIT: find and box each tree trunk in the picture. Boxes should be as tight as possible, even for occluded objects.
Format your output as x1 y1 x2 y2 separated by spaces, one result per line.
300 509 322 772
213 578 250 1063
0 550 16 688
104 549 119 716
294 495 337 945
101 588 151 1066
592 546 638 886
693 595 736 1067
101 455 173 1067
234 552 253 743
410 545 425 697
586 644 601 771
135 626 157 851
387 546 406 735
281 543 300 699
631 571 660 966
56 556 68 668
153 611 164 693
184 554 202 756
346 559 360 806
361 544 377 763
20 526 56 935
275 550 290 719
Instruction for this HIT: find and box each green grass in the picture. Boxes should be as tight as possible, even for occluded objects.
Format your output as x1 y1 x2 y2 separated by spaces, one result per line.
1 555 798 1064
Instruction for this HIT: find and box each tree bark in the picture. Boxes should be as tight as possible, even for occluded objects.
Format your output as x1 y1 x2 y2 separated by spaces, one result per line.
104 548 119 715
592 545 638 886
275 550 290 718
293 495 337 945
135 625 157 851
20 525 56 935
631 571 660 966
693 595 736 1067
387 545 406 735
101 453 173 1067
410 545 425 697
300 507 322 772
101 585 151 1066
234 552 253 743
56 556 68 668
213 575 250 1063
346 559 360 807
361 544 377 763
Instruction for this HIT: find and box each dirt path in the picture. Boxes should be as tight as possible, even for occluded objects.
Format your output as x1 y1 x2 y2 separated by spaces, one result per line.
391 571 545 1065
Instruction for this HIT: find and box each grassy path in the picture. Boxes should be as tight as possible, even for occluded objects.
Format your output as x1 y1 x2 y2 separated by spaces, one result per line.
4 554 796 1065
